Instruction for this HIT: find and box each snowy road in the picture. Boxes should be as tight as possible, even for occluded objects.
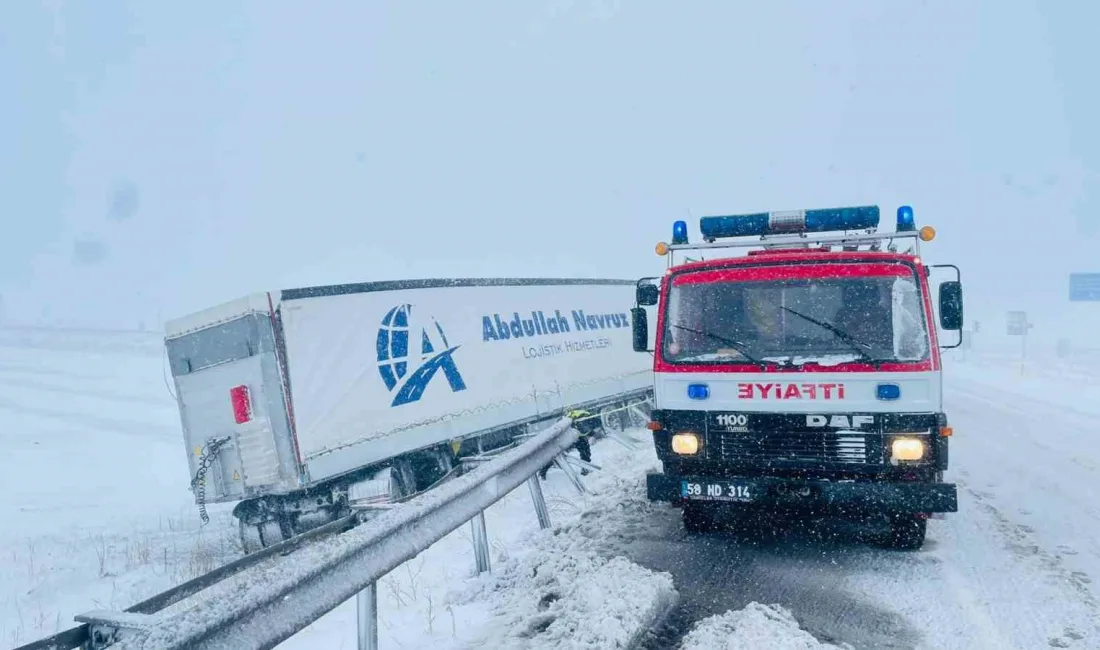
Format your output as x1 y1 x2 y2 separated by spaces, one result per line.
611 360 1100 650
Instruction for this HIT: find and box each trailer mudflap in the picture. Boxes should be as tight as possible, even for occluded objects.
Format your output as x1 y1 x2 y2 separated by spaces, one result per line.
646 472 958 514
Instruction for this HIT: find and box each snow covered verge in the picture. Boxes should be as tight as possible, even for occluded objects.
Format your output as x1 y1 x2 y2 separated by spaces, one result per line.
447 524 676 649
679 603 850 650
0 328 243 648
0 326 678 648
280 433 680 649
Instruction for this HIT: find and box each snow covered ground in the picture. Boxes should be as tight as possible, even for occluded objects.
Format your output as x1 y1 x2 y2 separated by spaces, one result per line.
5 328 1100 649
0 328 242 648
0 327 682 649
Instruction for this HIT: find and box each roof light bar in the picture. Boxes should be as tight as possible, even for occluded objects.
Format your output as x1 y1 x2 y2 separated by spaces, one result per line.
699 205 881 241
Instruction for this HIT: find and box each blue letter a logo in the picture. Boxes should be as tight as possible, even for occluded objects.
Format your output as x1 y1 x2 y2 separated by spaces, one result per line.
376 304 467 407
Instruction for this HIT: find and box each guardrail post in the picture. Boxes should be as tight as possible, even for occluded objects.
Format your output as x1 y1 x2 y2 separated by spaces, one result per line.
527 475 552 530
555 453 587 494
357 582 378 650
471 510 491 574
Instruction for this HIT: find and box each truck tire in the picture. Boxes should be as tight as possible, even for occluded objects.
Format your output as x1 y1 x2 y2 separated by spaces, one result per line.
239 517 288 554
883 514 927 550
682 503 716 534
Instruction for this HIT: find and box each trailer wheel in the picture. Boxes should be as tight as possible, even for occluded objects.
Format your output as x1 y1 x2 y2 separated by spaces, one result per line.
391 459 419 499
412 448 455 491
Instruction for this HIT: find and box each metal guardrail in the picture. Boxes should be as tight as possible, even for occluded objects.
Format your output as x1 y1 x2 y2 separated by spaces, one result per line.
15 398 651 650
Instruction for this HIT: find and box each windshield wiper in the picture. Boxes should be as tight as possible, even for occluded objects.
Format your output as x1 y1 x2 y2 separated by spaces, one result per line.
670 324 769 365
779 306 878 365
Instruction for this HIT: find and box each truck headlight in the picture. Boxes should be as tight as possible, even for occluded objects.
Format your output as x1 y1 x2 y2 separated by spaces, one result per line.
671 432 700 455
891 437 926 462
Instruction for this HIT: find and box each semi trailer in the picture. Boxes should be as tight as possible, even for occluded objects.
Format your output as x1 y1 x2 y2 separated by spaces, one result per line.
164 278 652 552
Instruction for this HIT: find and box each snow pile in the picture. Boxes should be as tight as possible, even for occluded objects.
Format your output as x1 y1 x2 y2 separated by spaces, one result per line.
679 603 851 650
451 532 676 649
438 448 677 649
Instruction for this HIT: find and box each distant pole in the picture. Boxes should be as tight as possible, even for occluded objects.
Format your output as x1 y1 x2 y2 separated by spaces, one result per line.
1020 322 1030 376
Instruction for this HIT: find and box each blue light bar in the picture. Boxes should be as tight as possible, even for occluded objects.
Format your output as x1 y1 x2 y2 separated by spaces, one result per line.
896 205 915 232
699 205 880 240
672 220 689 245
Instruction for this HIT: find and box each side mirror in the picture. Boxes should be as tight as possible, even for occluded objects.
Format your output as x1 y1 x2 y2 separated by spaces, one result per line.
631 307 649 352
636 280 659 306
939 281 963 331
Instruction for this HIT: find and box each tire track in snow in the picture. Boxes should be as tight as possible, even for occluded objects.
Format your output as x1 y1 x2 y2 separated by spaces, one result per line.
622 511 925 649
963 479 1099 614
945 386 1100 594
942 380 1100 647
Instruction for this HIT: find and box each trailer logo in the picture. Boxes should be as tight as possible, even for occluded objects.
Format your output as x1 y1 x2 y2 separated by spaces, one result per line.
377 304 467 407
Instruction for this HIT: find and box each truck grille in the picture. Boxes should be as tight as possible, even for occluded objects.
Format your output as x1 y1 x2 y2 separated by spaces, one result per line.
711 431 880 465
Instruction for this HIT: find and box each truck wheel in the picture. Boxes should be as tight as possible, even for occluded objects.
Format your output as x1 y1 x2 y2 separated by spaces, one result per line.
682 504 716 534
239 518 288 554
883 515 927 550
408 448 454 492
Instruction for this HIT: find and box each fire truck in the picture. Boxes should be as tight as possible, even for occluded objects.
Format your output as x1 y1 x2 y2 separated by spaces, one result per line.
630 205 962 550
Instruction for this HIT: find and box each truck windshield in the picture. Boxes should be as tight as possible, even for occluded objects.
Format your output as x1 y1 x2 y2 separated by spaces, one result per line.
661 270 930 366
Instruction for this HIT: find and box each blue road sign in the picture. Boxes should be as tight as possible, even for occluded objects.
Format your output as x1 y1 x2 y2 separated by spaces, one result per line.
1070 273 1100 302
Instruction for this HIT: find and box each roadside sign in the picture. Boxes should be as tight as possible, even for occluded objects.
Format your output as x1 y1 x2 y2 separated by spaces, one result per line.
1006 311 1032 364
1006 311 1030 336
1069 273 1100 301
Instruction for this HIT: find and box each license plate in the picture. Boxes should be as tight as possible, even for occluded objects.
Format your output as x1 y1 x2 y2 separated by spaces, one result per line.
681 479 756 502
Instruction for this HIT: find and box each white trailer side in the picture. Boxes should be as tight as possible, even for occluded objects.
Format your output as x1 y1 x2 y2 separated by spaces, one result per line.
165 278 652 551
281 279 652 483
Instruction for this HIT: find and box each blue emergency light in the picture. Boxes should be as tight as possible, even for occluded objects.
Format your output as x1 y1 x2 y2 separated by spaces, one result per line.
698 205 881 240
672 220 689 245
876 383 901 400
687 383 710 400
896 205 915 232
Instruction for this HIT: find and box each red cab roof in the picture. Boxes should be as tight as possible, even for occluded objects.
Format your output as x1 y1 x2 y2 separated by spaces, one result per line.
669 249 922 274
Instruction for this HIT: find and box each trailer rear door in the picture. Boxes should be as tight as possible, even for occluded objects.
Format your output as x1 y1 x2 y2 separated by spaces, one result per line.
166 305 300 505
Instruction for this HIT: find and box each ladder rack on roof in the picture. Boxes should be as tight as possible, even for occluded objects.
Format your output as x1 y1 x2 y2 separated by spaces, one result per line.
657 204 936 267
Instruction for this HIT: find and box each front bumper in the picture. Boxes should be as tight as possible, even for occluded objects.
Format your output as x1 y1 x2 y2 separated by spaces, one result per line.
647 472 958 514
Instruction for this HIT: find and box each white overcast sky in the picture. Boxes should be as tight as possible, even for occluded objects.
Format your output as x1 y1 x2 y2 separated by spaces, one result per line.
2 0 1098 342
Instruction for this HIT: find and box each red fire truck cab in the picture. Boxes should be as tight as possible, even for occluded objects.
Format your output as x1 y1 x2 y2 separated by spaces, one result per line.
631 205 963 550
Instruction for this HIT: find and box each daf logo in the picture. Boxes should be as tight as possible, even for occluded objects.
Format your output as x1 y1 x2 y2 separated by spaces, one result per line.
806 414 874 429
716 414 748 428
